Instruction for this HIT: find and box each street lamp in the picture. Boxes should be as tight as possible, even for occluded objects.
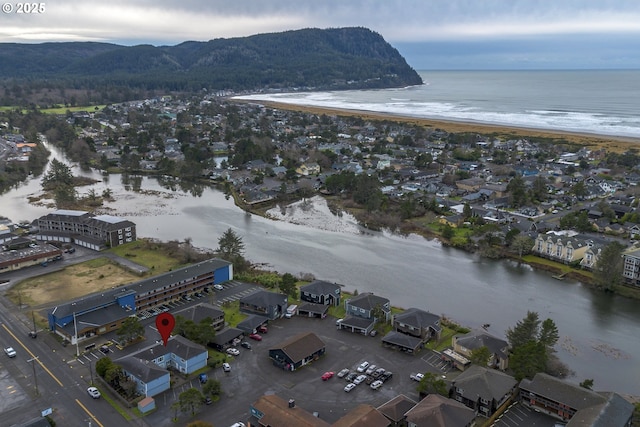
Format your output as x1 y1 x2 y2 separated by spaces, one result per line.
27 356 39 396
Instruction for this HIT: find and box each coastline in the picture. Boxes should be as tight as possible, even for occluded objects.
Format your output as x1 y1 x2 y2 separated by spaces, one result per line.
240 100 640 153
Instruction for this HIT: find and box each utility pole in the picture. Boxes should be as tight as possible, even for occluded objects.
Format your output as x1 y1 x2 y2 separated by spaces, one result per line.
73 311 80 357
88 358 93 385
31 310 37 334
27 356 39 396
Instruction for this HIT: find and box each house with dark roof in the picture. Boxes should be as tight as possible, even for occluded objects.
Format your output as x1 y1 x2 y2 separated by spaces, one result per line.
268 331 325 371
239 290 288 320
300 280 342 306
118 357 171 398
376 394 416 426
519 373 634 426
393 308 441 342
452 330 510 370
450 365 517 418
237 314 269 334
332 404 391 427
249 394 330 427
345 292 391 322
175 302 225 331
296 301 330 318
404 394 475 427
381 331 423 354
208 327 244 351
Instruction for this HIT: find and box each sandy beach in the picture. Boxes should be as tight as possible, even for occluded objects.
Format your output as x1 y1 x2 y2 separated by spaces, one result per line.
246 100 640 154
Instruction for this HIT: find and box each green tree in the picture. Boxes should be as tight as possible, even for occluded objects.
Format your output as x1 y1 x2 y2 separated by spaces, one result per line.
416 372 448 396
511 234 534 258
280 273 298 298
538 318 560 350
469 346 491 367
202 378 222 399
178 388 204 416
572 180 588 199
462 203 472 220
507 174 527 208
593 242 625 291
510 340 548 381
371 304 388 324
579 378 594 390
41 158 74 189
95 357 114 378
506 311 540 349
441 223 454 240
116 316 145 343
217 228 245 260
530 175 548 202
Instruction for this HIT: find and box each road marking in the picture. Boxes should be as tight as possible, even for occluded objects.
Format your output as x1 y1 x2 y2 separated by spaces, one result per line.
1 324 64 387
75 398 105 427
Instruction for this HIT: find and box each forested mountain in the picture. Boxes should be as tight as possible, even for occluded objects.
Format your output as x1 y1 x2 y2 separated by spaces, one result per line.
0 27 422 105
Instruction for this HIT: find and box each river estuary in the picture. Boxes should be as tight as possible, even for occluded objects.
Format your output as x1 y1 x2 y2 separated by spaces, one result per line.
1 146 639 396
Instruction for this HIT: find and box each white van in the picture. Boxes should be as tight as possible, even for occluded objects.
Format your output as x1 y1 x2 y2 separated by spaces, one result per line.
285 304 297 318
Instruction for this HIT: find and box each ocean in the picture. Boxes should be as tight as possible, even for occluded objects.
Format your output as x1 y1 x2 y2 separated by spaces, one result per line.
235 70 640 139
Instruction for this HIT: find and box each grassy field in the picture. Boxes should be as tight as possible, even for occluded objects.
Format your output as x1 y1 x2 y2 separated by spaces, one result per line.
0 105 105 114
6 257 140 308
107 240 183 272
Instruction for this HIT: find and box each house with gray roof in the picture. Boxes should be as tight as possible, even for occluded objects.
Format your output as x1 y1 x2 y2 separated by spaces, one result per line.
300 280 342 306
404 394 475 427
393 308 441 342
452 330 510 371
345 292 391 322
268 332 325 371
118 356 171 398
519 373 634 426
175 302 225 331
376 394 416 427
133 335 208 375
239 290 288 320
450 365 517 417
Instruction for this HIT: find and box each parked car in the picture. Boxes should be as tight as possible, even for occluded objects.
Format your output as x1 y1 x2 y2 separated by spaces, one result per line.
344 383 356 393
372 368 385 378
353 375 367 385
87 386 101 399
213 284 224 291
226 347 240 356
410 373 424 381
249 333 262 341
229 423 245 427
28 331 37 338
380 371 393 382
365 364 377 375
346 372 358 382
370 380 383 390
4 347 16 357
257 325 268 334
222 363 231 372
240 341 252 349
199 373 208 384
356 361 369 373
204 396 212 405
337 368 349 378
321 371 334 381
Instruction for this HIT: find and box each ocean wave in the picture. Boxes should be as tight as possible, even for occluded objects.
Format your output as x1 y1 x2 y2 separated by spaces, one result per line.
234 92 640 138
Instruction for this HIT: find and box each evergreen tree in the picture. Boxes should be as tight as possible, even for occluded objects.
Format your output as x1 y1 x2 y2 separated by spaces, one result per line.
506 311 540 349
510 340 548 381
593 242 624 291
469 346 491 367
217 228 245 259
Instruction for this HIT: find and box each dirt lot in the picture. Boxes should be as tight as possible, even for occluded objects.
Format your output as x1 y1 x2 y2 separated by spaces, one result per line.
8 258 140 308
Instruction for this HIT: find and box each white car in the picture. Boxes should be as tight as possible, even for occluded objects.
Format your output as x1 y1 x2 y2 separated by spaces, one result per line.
356 361 369 373
365 364 377 375
337 368 350 378
370 380 383 390
87 386 101 399
214 284 224 291
222 362 231 372
226 347 240 356
4 347 16 358
353 374 367 385
410 372 424 381
344 383 356 392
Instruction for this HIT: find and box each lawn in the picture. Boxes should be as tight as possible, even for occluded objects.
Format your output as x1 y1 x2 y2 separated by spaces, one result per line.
107 240 183 272
221 300 247 327
424 325 459 352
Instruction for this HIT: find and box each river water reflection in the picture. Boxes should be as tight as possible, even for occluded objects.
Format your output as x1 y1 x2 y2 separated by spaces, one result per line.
1 156 639 395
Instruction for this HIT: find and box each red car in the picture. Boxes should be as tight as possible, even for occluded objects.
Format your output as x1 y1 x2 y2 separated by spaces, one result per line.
257 325 268 334
321 371 335 381
249 333 263 341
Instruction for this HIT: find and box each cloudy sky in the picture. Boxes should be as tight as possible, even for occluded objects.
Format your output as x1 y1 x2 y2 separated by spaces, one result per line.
1 0 639 69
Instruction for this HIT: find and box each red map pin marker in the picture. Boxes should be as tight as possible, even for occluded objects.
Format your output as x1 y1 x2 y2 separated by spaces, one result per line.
156 312 175 346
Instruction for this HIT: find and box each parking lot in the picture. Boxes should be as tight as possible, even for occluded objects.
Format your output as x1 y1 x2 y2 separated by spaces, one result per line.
492 402 558 427
141 309 461 426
